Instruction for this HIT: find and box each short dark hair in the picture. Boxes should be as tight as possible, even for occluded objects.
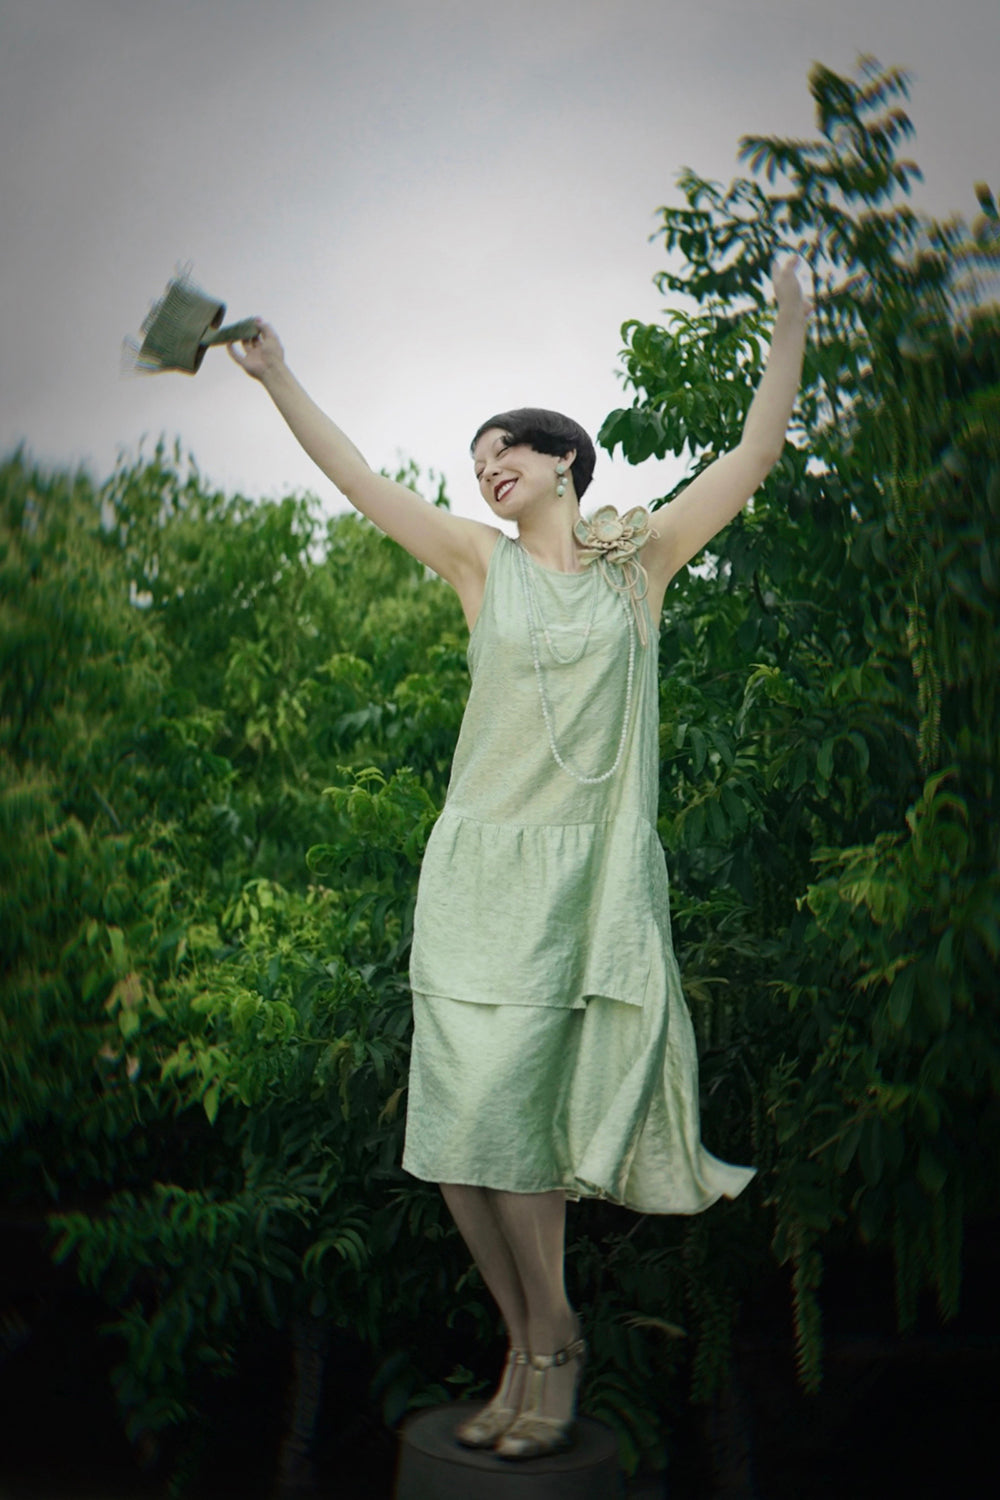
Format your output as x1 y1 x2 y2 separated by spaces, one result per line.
471 407 596 500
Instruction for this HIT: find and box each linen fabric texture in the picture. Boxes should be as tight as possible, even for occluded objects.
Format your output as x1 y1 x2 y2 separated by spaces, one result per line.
403 532 755 1213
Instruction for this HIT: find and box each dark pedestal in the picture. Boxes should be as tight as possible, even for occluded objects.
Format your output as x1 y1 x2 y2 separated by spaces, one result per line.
394 1402 622 1499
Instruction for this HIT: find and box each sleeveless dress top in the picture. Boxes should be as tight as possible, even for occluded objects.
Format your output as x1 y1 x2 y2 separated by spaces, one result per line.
404 530 756 1212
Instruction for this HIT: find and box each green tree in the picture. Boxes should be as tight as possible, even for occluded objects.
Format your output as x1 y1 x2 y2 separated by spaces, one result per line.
600 54 1000 1390
0 446 471 1484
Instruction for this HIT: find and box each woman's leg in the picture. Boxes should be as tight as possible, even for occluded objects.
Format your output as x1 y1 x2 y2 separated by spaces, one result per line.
439 1184 530 1345
440 1184 581 1423
489 1189 580 1421
439 1183 530 1411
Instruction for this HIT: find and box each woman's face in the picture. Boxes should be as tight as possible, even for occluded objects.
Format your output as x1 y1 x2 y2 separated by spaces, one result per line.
472 428 573 519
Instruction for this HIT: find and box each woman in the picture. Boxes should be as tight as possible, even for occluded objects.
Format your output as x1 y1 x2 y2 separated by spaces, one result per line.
230 258 809 1460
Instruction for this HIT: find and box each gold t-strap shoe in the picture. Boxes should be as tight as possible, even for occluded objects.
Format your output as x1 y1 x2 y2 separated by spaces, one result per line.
454 1347 530 1448
494 1331 587 1460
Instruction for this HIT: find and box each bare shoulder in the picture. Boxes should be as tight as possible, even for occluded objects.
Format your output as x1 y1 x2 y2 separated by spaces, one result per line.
448 521 503 631
638 505 675 622
358 473 499 592
458 517 504 570
432 511 502 582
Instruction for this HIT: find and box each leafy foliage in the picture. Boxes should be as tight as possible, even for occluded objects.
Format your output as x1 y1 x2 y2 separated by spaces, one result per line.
600 53 1000 1393
0 445 467 1458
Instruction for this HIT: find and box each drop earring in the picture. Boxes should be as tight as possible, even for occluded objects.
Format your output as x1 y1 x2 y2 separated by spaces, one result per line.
555 462 568 498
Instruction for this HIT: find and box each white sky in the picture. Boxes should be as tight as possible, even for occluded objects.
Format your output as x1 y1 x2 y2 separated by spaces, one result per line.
1 0 996 524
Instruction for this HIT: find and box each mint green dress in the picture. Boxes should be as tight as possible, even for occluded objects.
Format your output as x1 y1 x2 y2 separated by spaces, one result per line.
402 532 755 1213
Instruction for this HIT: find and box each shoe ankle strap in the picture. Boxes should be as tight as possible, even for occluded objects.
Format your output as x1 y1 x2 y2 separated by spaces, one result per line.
529 1335 586 1371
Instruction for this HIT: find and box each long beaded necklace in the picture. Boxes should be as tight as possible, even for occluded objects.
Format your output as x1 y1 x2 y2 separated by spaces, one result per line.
518 546 602 665
515 540 636 786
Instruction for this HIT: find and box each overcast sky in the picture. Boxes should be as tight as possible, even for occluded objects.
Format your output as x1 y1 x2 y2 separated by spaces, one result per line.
1 0 996 524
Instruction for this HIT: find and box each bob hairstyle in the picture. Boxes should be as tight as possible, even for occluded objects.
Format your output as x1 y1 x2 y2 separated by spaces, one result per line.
471 408 596 501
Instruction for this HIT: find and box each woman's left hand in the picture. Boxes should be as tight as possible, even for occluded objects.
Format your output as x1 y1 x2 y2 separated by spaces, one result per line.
771 256 812 318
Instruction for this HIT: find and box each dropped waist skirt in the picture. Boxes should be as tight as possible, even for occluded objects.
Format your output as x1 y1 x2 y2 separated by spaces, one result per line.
401 988 755 1215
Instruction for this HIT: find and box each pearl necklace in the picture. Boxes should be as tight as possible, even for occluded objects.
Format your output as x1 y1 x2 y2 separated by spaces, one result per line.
515 543 601 665
515 541 636 786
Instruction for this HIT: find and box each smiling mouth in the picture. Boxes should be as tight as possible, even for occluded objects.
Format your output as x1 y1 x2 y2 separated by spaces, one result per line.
494 479 517 503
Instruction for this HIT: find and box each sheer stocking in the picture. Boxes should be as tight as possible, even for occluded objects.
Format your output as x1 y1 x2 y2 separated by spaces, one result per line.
440 1184 579 1422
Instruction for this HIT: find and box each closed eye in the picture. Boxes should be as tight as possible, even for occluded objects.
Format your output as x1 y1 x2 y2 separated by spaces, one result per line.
475 437 512 481
475 443 509 481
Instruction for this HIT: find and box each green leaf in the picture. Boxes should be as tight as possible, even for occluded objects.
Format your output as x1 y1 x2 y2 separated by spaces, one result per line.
834 1119 863 1172
720 782 748 831
684 802 705 848
203 1082 220 1125
107 925 127 974
707 797 728 841
690 727 707 777
119 1009 141 1041
887 966 914 1029
847 731 870 774
917 1147 947 1195
920 973 952 1030
859 1117 884 1186
817 737 836 782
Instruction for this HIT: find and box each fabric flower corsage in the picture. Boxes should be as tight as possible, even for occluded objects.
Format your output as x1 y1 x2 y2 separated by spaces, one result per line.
573 506 658 644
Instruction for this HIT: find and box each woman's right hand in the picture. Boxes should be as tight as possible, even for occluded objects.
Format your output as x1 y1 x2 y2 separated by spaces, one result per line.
228 320 285 382
226 316 497 616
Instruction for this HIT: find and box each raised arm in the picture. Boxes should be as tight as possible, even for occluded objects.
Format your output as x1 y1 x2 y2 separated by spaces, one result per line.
644 259 810 591
230 324 497 602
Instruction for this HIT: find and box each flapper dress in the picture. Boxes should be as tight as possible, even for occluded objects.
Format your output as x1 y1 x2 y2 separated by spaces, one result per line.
402 531 755 1213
